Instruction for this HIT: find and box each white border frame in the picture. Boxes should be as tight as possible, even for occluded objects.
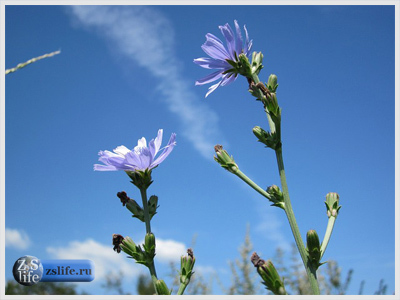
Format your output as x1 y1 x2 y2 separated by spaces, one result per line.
0 1 398 299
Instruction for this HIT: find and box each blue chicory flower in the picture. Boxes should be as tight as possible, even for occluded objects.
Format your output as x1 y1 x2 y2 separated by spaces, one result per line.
194 20 252 97
94 129 176 172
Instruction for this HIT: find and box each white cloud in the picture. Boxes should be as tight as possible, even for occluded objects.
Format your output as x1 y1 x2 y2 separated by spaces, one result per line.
46 237 187 281
5 228 31 250
155 238 186 263
69 5 224 158
194 264 216 275
46 238 140 281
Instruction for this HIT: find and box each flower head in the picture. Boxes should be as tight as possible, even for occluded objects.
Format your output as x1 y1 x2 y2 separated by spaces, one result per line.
94 129 176 172
194 20 252 97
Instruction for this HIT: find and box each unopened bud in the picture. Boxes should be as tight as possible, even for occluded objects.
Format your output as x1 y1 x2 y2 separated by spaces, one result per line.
214 145 239 174
120 236 137 256
253 126 269 145
180 248 196 285
325 192 341 218
267 185 283 201
144 233 156 259
155 279 171 295
267 74 278 93
306 230 322 270
251 51 264 75
251 252 286 295
126 199 145 222
253 126 280 150
266 185 285 209
148 195 159 220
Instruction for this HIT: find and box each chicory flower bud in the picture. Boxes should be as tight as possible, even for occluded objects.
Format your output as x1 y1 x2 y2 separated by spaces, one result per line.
251 51 263 75
266 185 285 209
267 74 278 93
306 230 322 270
251 252 287 295
214 145 239 174
180 248 196 285
148 195 159 220
144 233 156 259
155 279 171 295
253 126 280 150
325 192 341 218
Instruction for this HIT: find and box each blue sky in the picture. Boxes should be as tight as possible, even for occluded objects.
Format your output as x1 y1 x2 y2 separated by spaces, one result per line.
3 4 397 296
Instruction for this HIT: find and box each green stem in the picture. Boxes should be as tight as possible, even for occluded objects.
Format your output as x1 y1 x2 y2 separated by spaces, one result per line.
139 187 159 292
148 262 158 290
177 282 187 295
320 216 336 259
249 73 276 134
275 148 320 294
139 188 152 234
235 169 272 201
249 71 319 293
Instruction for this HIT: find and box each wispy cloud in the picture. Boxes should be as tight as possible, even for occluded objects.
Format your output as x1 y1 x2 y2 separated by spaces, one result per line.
46 237 187 281
69 5 223 158
5 228 31 250
154 238 186 263
47 238 140 281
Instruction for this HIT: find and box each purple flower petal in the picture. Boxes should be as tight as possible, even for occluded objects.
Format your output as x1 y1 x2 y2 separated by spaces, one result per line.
195 70 223 86
150 133 176 168
205 80 223 98
205 33 225 47
193 57 229 70
201 34 230 60
94 130 176 172
149 129 163 158
137 148 153 170
219 23 236 59
234 20 244 55
220 73 237 86
201 45 227 61
107 156 126 169
113 145 130 156
194 20 251 97
136 137 147 150
244 25 252 54
94 164 118 171
125 150 142 169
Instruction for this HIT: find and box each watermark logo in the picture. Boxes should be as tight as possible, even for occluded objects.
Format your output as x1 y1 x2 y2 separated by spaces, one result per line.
12 256 43 286
13 256 94 286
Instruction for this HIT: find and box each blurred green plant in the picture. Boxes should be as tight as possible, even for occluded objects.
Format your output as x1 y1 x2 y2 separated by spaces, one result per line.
5 280 85 295
219 227 389 296
224 225 259 295
5 228 389 296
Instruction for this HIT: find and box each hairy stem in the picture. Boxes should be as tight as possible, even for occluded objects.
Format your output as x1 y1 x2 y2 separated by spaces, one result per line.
139 187 158 291
235 169 272 201
248 71 320 294
249 73 276 134
275 148 320 294
139 188 152 234
320 216 337 259
177 282 188 295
